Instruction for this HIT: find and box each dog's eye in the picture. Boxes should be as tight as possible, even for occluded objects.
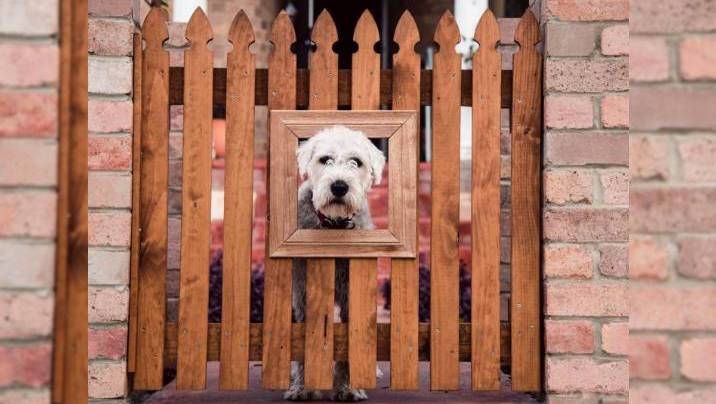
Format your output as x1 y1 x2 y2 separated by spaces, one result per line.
319 156 334 165
349 158 363 168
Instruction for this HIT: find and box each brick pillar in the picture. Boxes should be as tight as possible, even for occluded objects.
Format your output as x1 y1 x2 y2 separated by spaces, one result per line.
630 1 716 402
541 1 629 402
88 0 135 399
0 2 59 402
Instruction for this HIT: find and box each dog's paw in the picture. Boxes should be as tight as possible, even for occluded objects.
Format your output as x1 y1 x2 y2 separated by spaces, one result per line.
332 387 368 402
283 386 323 401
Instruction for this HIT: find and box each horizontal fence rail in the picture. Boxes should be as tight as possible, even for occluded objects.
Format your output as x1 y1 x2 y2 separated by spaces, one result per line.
130 6 542 395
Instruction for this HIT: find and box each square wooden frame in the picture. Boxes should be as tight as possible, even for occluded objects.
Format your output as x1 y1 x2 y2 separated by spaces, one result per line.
268 110 418 258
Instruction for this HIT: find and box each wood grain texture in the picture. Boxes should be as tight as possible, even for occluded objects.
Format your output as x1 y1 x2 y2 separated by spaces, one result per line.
471 10 502 392
261 10 296 390
390 10 421 390
128 30 142 376
510 10 542 392
348 10 379 389
53 0 88 401
168 67 513 108
176 8 213 390
219 10 255 391
135 7 169 390
164 322 511 364
430 11 461 392
304 9 338 390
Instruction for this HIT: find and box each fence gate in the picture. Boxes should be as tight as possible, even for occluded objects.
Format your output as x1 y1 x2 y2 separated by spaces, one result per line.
128 6 542 394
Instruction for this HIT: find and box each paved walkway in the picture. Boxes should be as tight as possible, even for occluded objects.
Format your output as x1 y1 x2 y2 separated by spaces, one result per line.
148 362 539 403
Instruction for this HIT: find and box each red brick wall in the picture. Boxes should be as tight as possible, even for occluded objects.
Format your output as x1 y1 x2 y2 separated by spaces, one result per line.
541 0 629 401
0 2 59 402
88 0 135 399
630 1 716 402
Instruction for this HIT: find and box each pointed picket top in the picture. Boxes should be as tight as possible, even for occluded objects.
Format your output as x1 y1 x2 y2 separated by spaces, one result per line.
433 10 460 50
515 10 540 48
185 7 213 46
142 7 169 50
312 9 338 49
393 10 419 54
270 10 296 51
474 9 500 53
228 9 255 50
354 9 379 49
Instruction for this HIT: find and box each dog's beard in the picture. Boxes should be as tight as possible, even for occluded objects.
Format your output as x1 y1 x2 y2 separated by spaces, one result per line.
312 176 364 220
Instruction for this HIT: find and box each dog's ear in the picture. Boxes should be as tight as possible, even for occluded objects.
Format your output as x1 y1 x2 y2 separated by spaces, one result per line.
367 141 386 185
296 137 316 178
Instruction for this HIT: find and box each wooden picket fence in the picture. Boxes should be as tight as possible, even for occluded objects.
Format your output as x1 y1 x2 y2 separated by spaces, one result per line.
129 6 542 393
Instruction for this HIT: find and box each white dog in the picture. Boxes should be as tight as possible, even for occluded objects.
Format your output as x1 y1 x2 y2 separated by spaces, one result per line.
285 126 385 402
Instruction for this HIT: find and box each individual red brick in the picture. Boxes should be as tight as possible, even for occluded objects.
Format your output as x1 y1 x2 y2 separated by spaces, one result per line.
88 211 131 247
680 36 716 80
544 244 593 279
631 0 716 34
546 132 628 166
0 241 54 289
631 286 716 330
88 360 126 398
599 244 628 278
631 87 716 131
170 105 184 131
544 95 594 129
169 132 183 159
630 335 671 380
545 282 627 316
0 1 58 35
0 343 52 388
88 99 133 133
169 159 182 188
88 135 132 170
681 338 716 382
678 136 716 182
631 385 716 404
0 292 54 339
545 320 594 353
89 18 133 56
678 236 716 280
0 389 51 404
546 357 628 394
544 208 628 242
601 24 628 56
88 56 132 95
0 139 57 186
168 217 181 269
629 36 670 82
600 169 628 205
89 287 129 323
88 248 130 285
0 191 56 238
601 95 628 129
631 236 670 280
88 172 131 209
89 0 133 17
0 91 57 137
630 187 716 233
544 169 593 205
545 59 628 93
545 23 595 57
546 0 629 21
89 327 128 360
601 322 628 355
629 135 670 181
0 44 58 87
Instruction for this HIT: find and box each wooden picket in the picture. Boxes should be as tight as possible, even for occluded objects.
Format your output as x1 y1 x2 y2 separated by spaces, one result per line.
430 11 462 391
219 10 255 391
176 8 213 390
134 6 169 391
510 10 543 392
304 10 339 390
471 10 502 391
348 10 380 390
389 10 421 391
131 6 543 396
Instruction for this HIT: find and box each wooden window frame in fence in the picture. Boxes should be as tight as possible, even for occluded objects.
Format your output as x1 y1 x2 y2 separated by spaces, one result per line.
268 110 418 258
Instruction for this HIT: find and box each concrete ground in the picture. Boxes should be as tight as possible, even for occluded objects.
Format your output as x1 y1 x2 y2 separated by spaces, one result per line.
147 362 540 403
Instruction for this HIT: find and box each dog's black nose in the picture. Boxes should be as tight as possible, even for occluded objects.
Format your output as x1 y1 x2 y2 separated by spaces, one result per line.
330 180 349 197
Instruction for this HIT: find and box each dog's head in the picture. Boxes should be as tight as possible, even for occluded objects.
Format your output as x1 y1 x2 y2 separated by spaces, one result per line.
297 125 385 220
